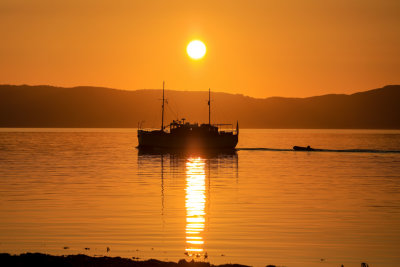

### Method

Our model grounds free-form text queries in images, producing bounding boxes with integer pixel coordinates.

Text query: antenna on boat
[208,88,211,125]
[161,81,165,131]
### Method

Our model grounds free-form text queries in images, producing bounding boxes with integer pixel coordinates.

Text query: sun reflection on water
[185,157,206,258]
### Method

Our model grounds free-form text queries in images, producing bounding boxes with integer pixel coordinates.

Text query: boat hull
[138,130,238,150]
[293,146,315,151]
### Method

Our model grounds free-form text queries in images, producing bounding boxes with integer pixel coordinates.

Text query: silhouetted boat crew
[137,82,239,150]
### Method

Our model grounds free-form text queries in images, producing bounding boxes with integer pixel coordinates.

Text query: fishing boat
[137,82,239,150]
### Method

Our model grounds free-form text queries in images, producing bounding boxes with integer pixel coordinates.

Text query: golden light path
[185,157,206,258]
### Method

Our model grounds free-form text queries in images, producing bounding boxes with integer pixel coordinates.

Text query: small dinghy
[293,145,315,151]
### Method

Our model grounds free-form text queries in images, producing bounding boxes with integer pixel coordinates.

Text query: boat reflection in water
[137,149,238,261]
[185,157,206,258]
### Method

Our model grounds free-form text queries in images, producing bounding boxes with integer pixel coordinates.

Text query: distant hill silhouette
[0,84,399,129]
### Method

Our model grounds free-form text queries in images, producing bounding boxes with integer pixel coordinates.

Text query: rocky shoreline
[0,253,253,267]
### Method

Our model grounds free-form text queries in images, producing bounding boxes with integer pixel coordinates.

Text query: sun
[187,40,206,60]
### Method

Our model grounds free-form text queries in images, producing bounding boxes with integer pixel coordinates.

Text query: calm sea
[0,129,399,267]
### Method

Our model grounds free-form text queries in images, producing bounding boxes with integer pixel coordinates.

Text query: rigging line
[166,100,179,120]
[215,101,233,130]
[212,101,224,126]
[208,93,222,124]
[148,111,158,129]
[170,99,180,120]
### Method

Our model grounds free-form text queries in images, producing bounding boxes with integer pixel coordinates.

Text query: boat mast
[161,81,165,131]
[208,88,211,125]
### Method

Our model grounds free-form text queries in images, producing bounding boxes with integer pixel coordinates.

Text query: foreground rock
[0,253,250,267]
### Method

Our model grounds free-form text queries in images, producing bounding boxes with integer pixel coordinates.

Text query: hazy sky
[1,0,399,98]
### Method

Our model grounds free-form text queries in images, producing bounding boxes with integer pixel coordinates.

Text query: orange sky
[0,0,399,98]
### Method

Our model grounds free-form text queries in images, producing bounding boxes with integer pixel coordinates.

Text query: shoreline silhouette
[0,253,250,267]
[0,84,399,129]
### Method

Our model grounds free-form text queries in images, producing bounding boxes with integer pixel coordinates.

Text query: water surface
[0,129,399,267]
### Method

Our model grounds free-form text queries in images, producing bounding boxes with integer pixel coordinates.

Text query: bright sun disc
[187,40,206,60]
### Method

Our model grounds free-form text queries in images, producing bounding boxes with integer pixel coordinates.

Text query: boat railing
[213,123,238,134]
[139,123,237,135]
[138,127,169,133]
[138,121,169,132]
